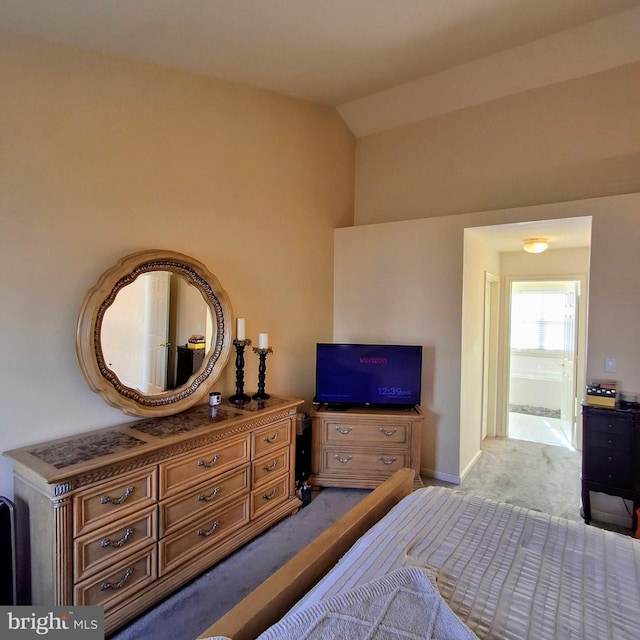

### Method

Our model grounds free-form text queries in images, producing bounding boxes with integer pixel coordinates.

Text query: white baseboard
[421,449,482,486]
[420,466,461,485]
[589,508,634,530]
[459,449,483,483]
[587,492,636,530]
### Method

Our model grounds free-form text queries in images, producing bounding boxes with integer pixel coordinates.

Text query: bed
[197,468,640,640]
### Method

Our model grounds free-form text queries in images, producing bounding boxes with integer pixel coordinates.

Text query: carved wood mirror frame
[76,249,233,417]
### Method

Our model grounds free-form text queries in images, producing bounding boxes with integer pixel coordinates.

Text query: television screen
[314,343,422,408]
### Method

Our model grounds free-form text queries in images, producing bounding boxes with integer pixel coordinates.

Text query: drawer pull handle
[100,486,133,505]
[197,520,219,537]
[378,456,397,466]
[197,487,219,502]
[100,527,134,549]
[335,454,352,464]
[263,432,279,443]
[263,460,278,472]
[262,488,278,501]
[335,426,352,435]
[100,567,134,591]
[197,454,219,469]
[379,428,398,437]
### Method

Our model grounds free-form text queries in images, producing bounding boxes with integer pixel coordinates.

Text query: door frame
[481,272,500,441]
[495,274,587,448]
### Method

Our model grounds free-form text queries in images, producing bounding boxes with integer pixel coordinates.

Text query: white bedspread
[256,566,478,640]
[294,486,640,640]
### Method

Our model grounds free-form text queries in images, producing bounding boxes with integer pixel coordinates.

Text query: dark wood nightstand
[176,345,205,387]
[581,403,640,530]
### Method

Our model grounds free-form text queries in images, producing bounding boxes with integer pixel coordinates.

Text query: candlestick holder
[252,346,273,401]
[228,339,252,404]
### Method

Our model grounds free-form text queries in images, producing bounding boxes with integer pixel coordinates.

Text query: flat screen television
[314,343,422,409]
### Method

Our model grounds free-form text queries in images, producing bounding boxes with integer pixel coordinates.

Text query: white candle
[258,333,269,349]
[236,317,245,341]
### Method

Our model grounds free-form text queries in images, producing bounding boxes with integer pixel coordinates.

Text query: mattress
[294,486,640,640]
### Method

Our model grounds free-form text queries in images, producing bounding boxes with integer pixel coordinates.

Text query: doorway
[143,270,171,394]
[506,279,581,450]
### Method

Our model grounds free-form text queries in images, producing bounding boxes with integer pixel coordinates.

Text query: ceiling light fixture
[523,238,548,254]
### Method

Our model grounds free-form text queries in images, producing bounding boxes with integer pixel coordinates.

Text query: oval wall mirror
[76,250,233,417]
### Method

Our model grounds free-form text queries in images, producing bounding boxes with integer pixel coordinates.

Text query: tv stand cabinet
[308,405,423,489]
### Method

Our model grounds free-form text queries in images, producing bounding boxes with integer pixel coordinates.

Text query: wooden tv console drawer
[4,396,302,636]
[308,405,424,489]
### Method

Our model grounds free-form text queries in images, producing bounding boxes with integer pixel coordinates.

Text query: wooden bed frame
[197,467,416,640]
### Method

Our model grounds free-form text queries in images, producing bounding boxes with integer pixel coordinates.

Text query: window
[510,290,565,352]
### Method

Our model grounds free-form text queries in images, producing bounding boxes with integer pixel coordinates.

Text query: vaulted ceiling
[0,0,637,108]
[2,1,635,249]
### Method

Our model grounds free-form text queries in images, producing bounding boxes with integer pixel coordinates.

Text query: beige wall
[354,62,640,225]
[334,194,640,482]
[346,54,639,500]
[501,248,591,277]
[459,230,501,479]
[0,32,355,499]
[334,215,464,479]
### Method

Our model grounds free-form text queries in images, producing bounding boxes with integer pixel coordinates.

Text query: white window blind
[510,291,565,351]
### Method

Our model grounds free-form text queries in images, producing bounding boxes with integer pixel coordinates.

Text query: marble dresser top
[4,395,302,484]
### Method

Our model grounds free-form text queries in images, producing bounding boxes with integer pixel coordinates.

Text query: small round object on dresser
[620,391,639,408]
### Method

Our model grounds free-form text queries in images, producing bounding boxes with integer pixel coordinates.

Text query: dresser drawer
[250,474,290,520]
[159,465,250,536]
[159,435,250,499]
[322,449,410,475]
[158,496,250,576]
[323,420,410,445]
[590,429,631,451]
[587,414,632,437]
[252,447,290,489]
[586,447,631,487]
[74,467,157,537]
[251,419,292,460]
[74,544,157,608]
[74,506,157,582]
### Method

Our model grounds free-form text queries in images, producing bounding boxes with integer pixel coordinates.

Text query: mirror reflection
[101,271,214,395]
[76,249,233,417]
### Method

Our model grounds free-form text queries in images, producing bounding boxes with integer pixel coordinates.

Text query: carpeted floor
[109,436,586,640]
[460,436,582,521]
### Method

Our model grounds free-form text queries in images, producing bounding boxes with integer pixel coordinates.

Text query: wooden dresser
[4,396,302,635]
[308,405,423,490]
[581,403,640,529]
